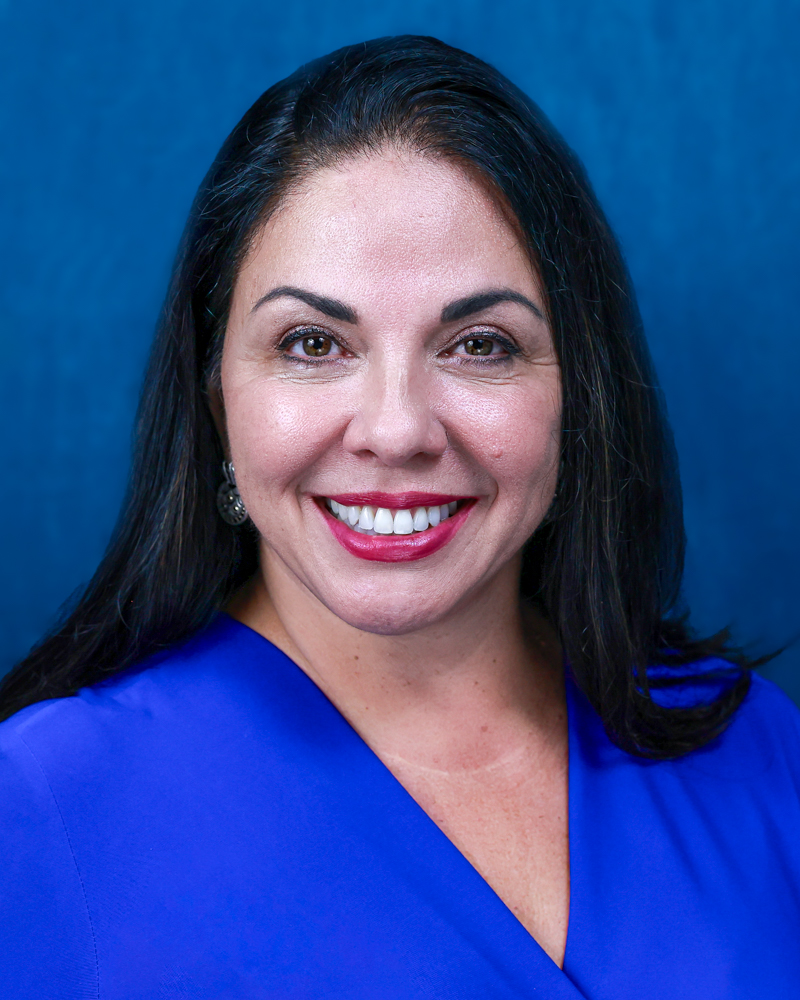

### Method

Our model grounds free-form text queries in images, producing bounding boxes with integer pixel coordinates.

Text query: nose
[342,357,447,467]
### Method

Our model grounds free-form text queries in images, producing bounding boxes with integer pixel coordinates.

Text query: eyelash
[450,332,521,361]
[277,327,346,360]
[276,327,521,363]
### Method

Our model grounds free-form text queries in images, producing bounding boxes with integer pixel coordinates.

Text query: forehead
[236,151,538,307]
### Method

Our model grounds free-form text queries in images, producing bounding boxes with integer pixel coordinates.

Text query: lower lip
[320,502,475,562]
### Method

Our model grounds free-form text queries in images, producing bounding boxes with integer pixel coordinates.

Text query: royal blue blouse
[1,613,799,998]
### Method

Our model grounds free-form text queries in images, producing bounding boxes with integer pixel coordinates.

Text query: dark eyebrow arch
[440,289,544,324]
[251,286,358,324]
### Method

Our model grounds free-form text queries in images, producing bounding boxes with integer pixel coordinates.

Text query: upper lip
[321,492,475,508]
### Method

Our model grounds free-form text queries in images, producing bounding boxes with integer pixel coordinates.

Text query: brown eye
[301,335,332,357]
[282,329,344,360]
[464,337,495,356]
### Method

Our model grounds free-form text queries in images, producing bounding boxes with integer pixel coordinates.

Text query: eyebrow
[251,285,543,326]
[440,289,544,323]
[251,286,358,324]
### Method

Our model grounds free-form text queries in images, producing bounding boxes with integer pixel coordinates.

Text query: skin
[216,149,570,965]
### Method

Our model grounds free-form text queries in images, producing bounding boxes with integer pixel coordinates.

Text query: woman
[1,36,798,998]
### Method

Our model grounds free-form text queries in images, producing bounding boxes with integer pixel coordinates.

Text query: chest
[386,746,570,965]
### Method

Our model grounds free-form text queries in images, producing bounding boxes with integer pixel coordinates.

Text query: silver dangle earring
[216,461,249,526]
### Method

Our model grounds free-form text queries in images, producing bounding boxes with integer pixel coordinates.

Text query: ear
[206,383,230,459]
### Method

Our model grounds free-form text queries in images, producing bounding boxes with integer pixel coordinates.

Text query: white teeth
[373,507,395,534]
[327,498,461,535]
[357,505,375,530]
[393,509,414,534]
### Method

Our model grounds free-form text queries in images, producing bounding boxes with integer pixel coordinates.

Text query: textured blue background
[1,0,798,701]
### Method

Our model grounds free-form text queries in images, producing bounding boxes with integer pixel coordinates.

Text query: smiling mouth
[324,498,466,536]
[317,493,475,562]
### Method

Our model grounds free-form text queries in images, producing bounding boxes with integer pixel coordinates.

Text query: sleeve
[0,727,99,999]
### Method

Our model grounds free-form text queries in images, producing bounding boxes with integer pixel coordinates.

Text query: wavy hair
[0,35,755,756]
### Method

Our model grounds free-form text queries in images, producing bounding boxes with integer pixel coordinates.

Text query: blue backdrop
[2,0,798,702]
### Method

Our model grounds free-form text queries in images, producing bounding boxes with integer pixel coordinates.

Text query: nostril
[341,395,447,464]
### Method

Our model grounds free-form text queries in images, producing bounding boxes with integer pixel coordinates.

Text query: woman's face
[221,151,561,635]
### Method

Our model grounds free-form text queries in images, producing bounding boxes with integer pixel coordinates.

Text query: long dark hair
[1,36,756,756]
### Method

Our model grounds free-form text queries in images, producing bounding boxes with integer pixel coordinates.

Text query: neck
[228,549,563,772]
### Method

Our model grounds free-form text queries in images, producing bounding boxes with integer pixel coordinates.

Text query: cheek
[443,378,561,496]
[224,379,346,491]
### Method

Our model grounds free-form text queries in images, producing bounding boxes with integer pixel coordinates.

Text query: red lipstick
[319,499,475,562]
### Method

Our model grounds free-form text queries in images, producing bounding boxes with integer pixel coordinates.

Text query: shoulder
[661,671,800,891]
[571,665,800,873]
[651,669,800,813]
[0,612,293,848]
[715,670,800,769]
[739,670,800,731]
[0,614,286,792]
[646,655,800,765]
[0,615,296,995]
[572,661,800,786]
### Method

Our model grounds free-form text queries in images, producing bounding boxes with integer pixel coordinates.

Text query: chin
[321,591,456,637]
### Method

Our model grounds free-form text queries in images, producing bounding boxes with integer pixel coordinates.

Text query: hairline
[205,138,548,391]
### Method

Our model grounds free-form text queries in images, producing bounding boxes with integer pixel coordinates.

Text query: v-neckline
[221,613,589,998]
